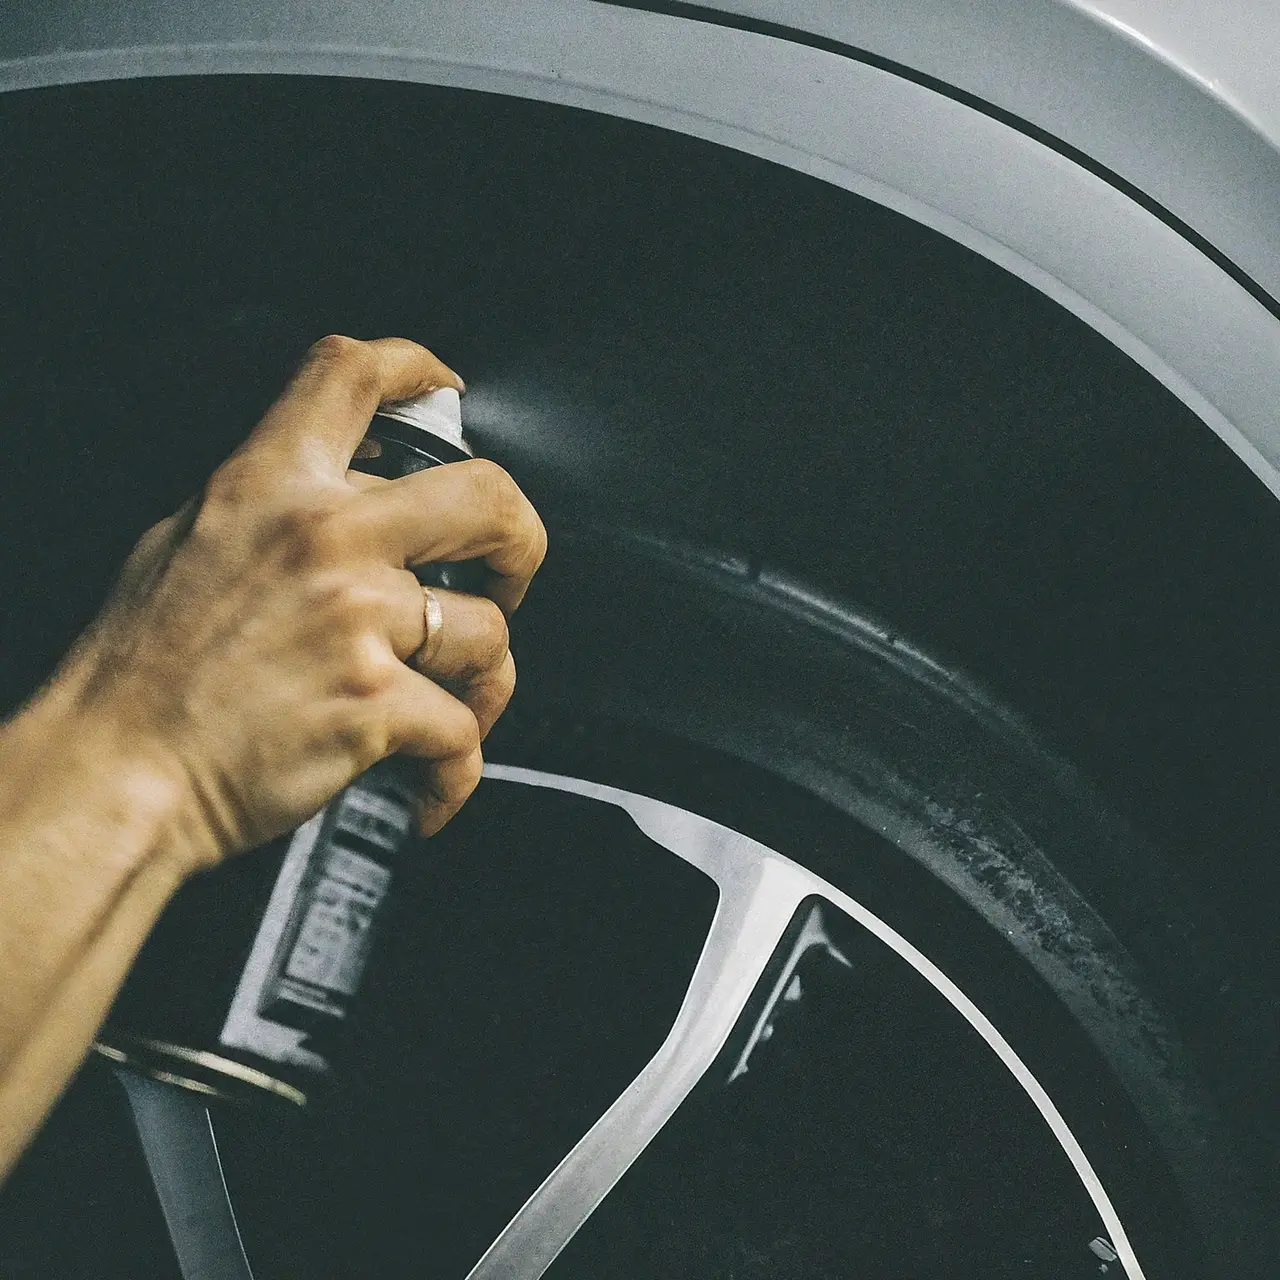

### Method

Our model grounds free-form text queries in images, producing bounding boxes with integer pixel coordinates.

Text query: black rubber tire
[483,525,1276,1280]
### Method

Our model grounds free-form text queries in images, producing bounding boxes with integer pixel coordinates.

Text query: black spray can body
[95,388,482,1108]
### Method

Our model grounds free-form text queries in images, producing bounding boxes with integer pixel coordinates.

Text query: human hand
[40,335,546,872]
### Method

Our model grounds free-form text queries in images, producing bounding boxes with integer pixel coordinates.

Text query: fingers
[408,588,508,679]
[466,649,517,741]
[414,747,485,838]
[408,589,516,738]
[352,458,548,615]
[242,335,464,474]
[381,665,484,837]
[380,576,515,739]
[346,483,526,737]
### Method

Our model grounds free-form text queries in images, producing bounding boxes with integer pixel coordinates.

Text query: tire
[0,73,1275,1280]
[473,526,1274,1279]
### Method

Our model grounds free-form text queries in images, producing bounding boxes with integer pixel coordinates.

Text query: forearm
[0,687,196,1179]
[0,335,541,1184]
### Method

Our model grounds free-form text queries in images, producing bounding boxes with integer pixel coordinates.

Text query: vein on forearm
[0,832,184,1180]
[0,712,188,1077]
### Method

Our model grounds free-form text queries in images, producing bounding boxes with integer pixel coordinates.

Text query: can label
[275,846,392,1012]
[218,770,415,1071]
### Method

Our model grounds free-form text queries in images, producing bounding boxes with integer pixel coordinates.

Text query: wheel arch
[4,0,1280,501]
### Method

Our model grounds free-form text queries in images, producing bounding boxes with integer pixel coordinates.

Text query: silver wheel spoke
[469,767,812,1280]
[115,1068,256,1280]
[477,764,1150,1280]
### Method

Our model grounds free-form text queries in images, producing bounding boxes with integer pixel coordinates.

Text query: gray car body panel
[3,0,1280,498]
[708,0,1280,301]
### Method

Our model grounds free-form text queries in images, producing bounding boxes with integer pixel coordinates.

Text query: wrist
[0,686,209,887]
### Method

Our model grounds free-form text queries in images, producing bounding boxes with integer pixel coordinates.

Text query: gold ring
[418,584,444,664]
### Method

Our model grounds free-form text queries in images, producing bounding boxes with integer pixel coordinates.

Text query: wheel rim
[205,735,1202,1279]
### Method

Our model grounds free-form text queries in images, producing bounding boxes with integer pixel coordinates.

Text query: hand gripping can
[94,387,482,1109]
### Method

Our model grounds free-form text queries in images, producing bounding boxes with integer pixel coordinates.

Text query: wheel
[0,73,1275,1280]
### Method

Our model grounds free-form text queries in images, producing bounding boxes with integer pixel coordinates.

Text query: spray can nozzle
[376,386,471,456]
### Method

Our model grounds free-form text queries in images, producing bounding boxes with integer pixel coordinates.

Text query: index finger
[242,335,464,473]
[352,458,548,615]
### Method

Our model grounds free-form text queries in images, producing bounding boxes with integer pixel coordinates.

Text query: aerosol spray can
[94,387,482,1110]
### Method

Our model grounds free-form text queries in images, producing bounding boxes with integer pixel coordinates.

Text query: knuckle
[192,461,257,536]
[345,711,391,772]
[306,333,380,404]
[341,634,397,699]
[529,513,549,572]
[463,459,546,573]
[279,502,350,565]
[459,746,484,797]
[480,652,517,727]
[473,600,511,671]
[439,740,484,808]
[426,743,483,823]
[466,458,520,529]
[450,706,484,761]
[134,513,174,553]
[188,496,233,549]
[202,460,252,507]
[306,332,363,366]
[312,571,381,630]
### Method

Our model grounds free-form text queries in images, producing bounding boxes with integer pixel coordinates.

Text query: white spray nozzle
[376,385,470,456]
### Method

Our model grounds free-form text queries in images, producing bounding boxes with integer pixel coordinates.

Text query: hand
[41,335,546,870]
